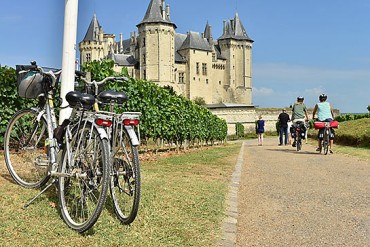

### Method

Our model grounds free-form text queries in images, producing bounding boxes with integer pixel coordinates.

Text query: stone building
[79,0,254,106]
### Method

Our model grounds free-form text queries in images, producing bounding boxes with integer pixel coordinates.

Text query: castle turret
[218,12,254,105]
[79,14,105,64]
[136,0,176,84]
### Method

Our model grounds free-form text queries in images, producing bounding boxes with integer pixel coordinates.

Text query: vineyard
[0,61,227,150]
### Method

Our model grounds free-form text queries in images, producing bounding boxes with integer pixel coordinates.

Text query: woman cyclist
[312,94,335,153]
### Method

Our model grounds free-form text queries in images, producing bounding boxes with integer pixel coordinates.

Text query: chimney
[162,0,166,20]
[119,33,123,53]
[230,19,234,32]
[166,4,170,19]
[223,20,226,35]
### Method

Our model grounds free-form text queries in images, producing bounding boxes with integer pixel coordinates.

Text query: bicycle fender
[95,125,109,140]
[125,126,140,146]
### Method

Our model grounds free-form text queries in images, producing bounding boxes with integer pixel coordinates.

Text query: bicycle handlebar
[80,76,129,86]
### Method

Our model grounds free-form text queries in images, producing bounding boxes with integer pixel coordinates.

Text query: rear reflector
[123,119,139,126]
[95,119,112,127]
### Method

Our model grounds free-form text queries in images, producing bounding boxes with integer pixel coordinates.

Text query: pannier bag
[16,65,44,98]
[314,120,339,129]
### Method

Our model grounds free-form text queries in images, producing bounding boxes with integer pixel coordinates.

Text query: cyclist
[291,96,309,147]
[312,94,335,153]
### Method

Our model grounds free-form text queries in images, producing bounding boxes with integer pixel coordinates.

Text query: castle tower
[79,14,105,64]
[136,0,176,84]
[218,12,253,104]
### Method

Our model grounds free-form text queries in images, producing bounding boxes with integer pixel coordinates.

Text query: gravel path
[235,137,369,246]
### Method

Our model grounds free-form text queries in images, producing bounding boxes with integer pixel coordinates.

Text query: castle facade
[79,0,254,105]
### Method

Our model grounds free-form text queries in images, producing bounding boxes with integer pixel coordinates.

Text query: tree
[367,105,370,115]
[193,97,206,106]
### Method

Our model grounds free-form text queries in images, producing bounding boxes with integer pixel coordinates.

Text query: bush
[235,122,244,138]
[0,66,36,144]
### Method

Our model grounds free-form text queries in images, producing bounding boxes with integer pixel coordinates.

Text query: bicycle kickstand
[23,179,56,209]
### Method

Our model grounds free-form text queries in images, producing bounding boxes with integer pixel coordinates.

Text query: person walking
[287,120,293,144]
[256,115,265,146]
[278,109,290,145]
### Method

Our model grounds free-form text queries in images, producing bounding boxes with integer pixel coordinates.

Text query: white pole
[59,0,79,124]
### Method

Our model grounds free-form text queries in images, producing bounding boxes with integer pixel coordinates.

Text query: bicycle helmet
[297,96,304,102]
[319,94,327,102]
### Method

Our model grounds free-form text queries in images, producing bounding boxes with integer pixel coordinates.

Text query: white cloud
[253,87,274,96]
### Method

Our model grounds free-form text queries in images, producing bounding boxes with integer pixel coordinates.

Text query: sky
[1,0,369,113]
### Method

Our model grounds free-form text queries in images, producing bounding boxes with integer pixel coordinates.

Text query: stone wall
[208,106,281,135]
[209,106,340,136]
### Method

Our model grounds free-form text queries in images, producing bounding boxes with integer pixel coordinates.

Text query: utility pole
[59,0,79,124]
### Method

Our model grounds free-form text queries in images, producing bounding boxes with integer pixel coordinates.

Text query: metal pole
[60,0,79,124]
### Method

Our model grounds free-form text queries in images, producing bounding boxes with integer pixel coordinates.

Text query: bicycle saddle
[66,91,95,109]
[98,90,128,104]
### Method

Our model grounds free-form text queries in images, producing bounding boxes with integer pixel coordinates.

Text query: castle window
[202,63,207,75]
[196,63,199,75]
[143,70,146,80]
[142,38,146,47]
[206,79,208,84]
[86,53,91,62]
[219,81,221,85]
[179,72,184,83]
[143,54,146,64]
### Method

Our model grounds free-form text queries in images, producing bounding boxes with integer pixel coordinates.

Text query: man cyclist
[291,96,309,147]
[312,94,335,153]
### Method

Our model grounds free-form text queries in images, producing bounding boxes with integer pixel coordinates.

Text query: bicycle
[77,75,141,224]
[4,62,110,232]
[291,121,306,151]
[314,120,338,155]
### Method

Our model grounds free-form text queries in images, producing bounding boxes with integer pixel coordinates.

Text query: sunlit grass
[0,143,241,246]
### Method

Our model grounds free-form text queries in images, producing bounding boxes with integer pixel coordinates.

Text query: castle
[79,0,254,106]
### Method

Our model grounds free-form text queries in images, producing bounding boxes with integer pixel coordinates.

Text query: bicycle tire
[4,108,50,189]
[110,125,141,224]
[323,129,329,155]
[297,139,301,151]
[58,122,110,233]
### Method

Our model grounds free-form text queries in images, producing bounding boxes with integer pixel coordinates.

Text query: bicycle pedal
[35,156,49,166]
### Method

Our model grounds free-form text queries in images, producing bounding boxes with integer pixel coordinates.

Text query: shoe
[278,144,283,146]
[292,142,296,147]
[329,150,333,154]
[316,148,321,151]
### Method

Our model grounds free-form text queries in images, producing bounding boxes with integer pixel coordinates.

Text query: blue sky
[1,0,369,113]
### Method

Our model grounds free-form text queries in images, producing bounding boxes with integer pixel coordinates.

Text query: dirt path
[236,137,369,246]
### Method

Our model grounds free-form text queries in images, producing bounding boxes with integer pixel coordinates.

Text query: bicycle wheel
[323,129,329,155]
[110,125,141,224]
[4,108,50,189]
[58,122,110,233]
[297,136,301,151]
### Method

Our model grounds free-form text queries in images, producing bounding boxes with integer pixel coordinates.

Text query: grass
[0,143,241,246]
[307,118,370,162]
[334,118,370,147]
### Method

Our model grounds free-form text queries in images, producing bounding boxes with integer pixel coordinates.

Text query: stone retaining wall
[209,106,340,136]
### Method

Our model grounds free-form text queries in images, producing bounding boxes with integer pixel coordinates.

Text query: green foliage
[81,59,115,81]
[193,96,206,106]
[82,60,227,146]
[335,113,370,122]
[0,66,36,143]
[235,122,244,138]
[367,105,370,113]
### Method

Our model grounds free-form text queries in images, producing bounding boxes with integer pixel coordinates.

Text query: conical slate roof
[219,12,253,42]
[137,0,176,28]
[83,14,101,41]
